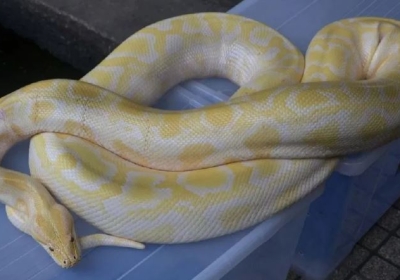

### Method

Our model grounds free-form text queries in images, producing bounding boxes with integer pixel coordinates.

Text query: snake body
[1,13,400,267]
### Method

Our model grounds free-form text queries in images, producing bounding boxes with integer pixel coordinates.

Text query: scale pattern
[1,14,400,245]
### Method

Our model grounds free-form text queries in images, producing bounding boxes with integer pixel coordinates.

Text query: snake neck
[0,85,62,211]
[0,167,54,214]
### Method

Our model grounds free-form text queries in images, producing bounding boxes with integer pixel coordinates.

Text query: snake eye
[70,237,74,243]
[49,247,54,252]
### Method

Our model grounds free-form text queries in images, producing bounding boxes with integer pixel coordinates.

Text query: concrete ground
[1,1,400,279]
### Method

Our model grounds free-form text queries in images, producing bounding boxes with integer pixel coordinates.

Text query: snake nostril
[73,256,76,260]
[63,261,67,265]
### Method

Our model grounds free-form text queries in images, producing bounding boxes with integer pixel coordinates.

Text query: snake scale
[1,13,400,268]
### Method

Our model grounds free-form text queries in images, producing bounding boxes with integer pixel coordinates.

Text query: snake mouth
[57,254,81,269]
[36,241,81,268]
[60,259,80,269]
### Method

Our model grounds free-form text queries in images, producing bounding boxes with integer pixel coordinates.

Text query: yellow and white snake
[1,13,400,268]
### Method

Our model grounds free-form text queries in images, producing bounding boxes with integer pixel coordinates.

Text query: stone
[360,256,400,280]
[343,245,370,271]
[329,266,351,280]
[349,274,366,280]
[361,226,389,250]
[377,208,400,231]
[378,236,400,266]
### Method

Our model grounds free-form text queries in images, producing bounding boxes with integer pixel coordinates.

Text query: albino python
[1,13,400,268]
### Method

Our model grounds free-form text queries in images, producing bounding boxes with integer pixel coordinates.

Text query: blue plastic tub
[173,0,400,279]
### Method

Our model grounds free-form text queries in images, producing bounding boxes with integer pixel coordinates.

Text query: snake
[1,13,400,269]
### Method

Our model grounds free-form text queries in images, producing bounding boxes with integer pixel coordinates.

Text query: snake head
[32,203,81,268]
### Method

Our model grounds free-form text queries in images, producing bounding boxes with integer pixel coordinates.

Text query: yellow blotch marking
[22,80,57,94]
[181,168,229,189]
[10,124,24,137]
[178,143,216,165]
[122,36,156,57]
[55,153,78,170]
[182,17,204,33]
[223,18,241,35]
[35,215,54,234]
[359,114,389,139]
[119,31,169,65]
[3,176,29,191]
[30,101,56,123]
[206,16,225,35]
[303,122,340,145]
[252,160,281,178]
[113,139,148,166]
[244,125,281,150]
[64,138,125,198]
[267,88,296,116]
[14,198,28,214]
[268,35,288,51]
[66,144,111,184]
[204,107,234,127]
[272,184,300,210]
[157,114,185,138]
[0,132,16,144]
[84,69,122,90]
[249,26,273,46]
[220,205,253,231]
[122,174,163,202]
[151,173,199,200]
[66,81,104,100]
[64,120,94,139]
[115,100,144,118]
[32,135,123,205]
[323,26,353,42]
[134,224,176,242]
[30,134,47,153]
[54,134,71,140]
[303,64,335,80]
[294,90,330,108]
